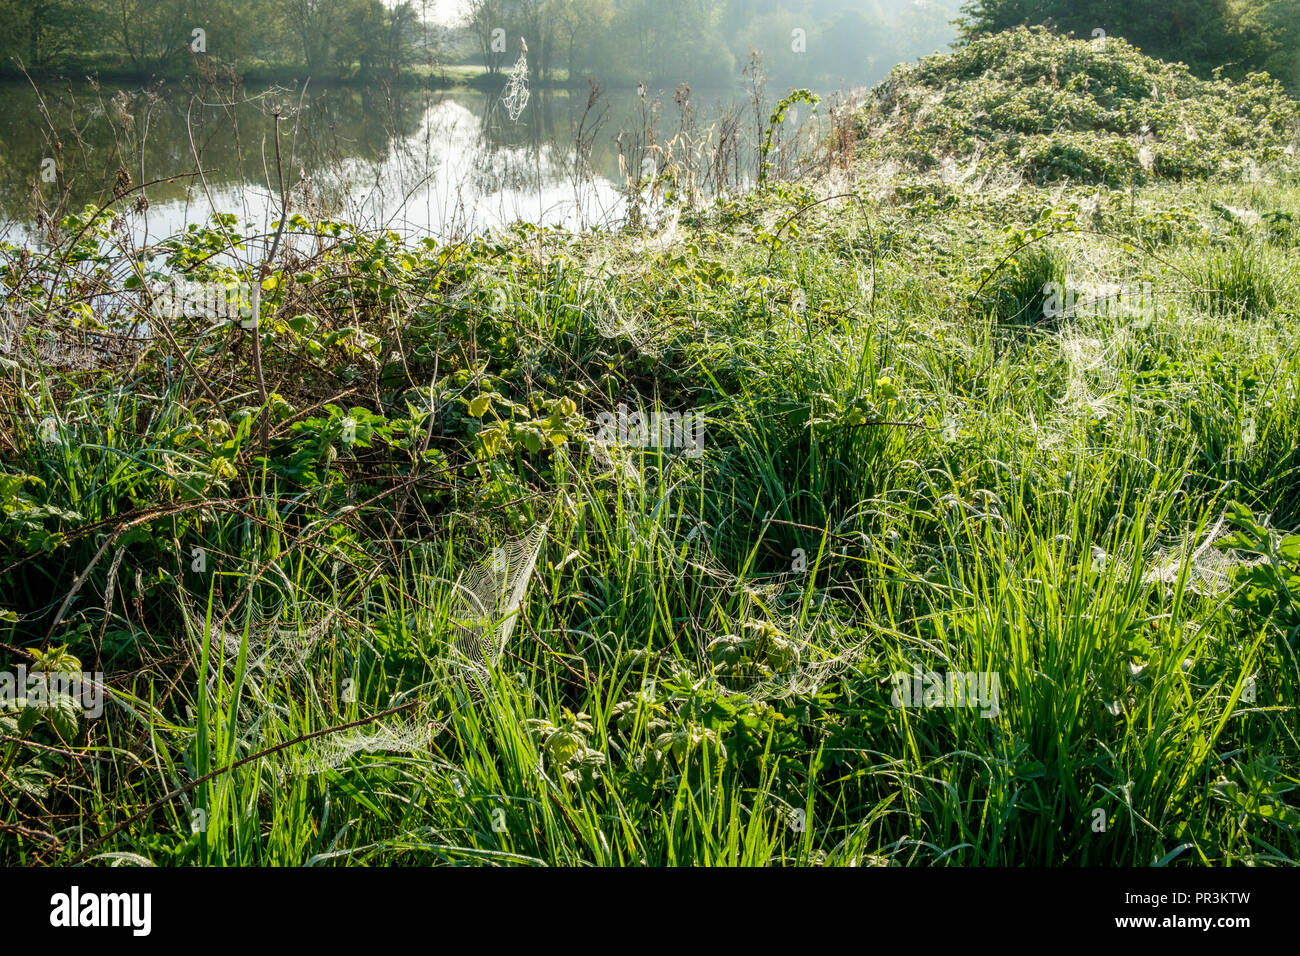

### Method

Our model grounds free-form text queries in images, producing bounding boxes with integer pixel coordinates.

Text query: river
[0,77,840,243]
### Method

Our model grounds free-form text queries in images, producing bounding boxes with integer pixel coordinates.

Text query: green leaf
[519,430,542,455]
[1152,843,1194,867]
[46,692,80,740]
[8,762,53,798]
[17,701,40,735]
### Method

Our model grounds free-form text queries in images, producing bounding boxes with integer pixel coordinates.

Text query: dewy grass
[2,30,1299,867]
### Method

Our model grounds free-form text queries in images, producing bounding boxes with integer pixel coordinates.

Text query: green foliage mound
[859,27,1300,186]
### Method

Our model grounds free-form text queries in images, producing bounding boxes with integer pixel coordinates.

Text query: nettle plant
[1217,502,1300,651]
[527,709,606,790]
[0,473,81,557]
[0,643,89,798]
[465,391,580,459]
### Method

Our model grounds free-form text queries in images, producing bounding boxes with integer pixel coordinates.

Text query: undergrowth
[1,30,1298,867]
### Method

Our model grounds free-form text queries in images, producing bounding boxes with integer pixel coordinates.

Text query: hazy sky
[411,0,469,26]
[416,0,946,28]
[407,1,955,34]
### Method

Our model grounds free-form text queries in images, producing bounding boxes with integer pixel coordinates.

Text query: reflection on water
[0,79,817,242]
[313,98,624,235]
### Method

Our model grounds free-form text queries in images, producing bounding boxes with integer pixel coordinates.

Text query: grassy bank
[1,30,1298,866]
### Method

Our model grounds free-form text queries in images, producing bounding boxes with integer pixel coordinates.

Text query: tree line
[0,0,963,88]
[0,0,424,79]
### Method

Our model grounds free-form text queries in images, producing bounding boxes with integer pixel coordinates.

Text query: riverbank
[0,62,568,91]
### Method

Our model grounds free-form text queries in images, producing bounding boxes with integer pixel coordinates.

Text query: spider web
[502,50,530,122]
[289,718,431,776]
[590,295,666,357]
[449,522,549,672]
[178,596,330,680]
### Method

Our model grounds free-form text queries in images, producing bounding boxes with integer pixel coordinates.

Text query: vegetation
[861,27,1300,186]
[958,0,1300,90]
[2,28,1299,866]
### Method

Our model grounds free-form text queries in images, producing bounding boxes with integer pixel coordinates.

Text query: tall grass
[2,152,1299,866]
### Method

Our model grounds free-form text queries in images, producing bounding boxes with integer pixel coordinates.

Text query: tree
[466,0,508,75]
[283,0,340,74]
[510,0,554,83]
[345,0,418,79]
[547,0,613,84]
[14,0,84,69]
[1229,0,1300,89]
